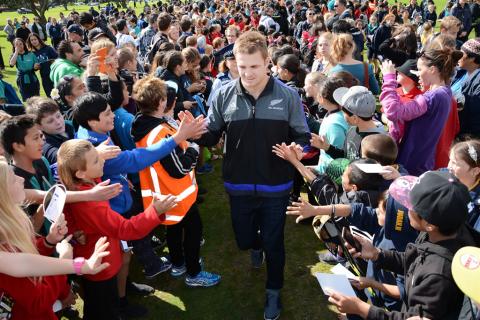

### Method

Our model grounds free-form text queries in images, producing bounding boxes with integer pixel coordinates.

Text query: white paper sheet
[315,273,357,297]
[354,163,390,174]
[43,185,67,223]
[330,264,357,280]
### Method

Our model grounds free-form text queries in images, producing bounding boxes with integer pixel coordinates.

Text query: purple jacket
[380,73,452,175]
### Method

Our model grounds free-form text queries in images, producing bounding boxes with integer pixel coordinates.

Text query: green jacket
[50,58,84,87]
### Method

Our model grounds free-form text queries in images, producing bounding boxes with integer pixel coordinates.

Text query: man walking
[196,31,310,320]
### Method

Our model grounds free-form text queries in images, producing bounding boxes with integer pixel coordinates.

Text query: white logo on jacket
[269,99,284,110]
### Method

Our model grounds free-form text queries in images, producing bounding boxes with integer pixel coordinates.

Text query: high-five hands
[152,194,178,215]
[272,142,303,163]
[176,110,208,142]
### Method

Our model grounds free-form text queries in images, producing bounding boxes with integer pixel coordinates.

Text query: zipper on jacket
[252,103,257,195]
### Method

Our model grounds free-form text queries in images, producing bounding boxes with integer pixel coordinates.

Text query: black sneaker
[144,256,172,279]
[126,281,154,296]
[264,289,281,320]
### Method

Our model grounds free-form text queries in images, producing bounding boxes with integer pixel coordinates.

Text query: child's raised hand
[96,138,121,160]
[89,179,123,201]
[290,142,303,160]
[86,53,100,76]
[175,113,208,142]
[381,59,396,75]
[83,236,111,275]
[272,142,298,163]
[310,133,330,150]
[286,198,318,223]
[152,194,178,215]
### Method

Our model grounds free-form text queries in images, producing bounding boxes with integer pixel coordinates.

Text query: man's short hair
[157,12,172,31]
[148,13,158,25]
[57,40,75,59]
[233,31,268,60]
[186,35,198,47]
[79,11,94,26]
[0,115,37,156]
[179,19,192,33]
[133,76,168,115]
[115,19,128,32]
[117,47,135,69]
[225,25,240,37]
[25,97,60,125]
[72,92,108,131]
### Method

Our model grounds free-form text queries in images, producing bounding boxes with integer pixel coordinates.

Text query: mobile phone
[120,240,133,253]
[96,47,108,74]
[342,227,362,252]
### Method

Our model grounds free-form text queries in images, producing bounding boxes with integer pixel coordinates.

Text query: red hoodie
[435,98,460,169]
[63,182,162,281]
[0,238,70,320]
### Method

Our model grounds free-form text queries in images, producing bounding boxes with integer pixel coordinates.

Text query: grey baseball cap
[333,86,376,118]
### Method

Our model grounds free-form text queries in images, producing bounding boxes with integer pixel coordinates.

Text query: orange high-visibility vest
[136,123,198,225]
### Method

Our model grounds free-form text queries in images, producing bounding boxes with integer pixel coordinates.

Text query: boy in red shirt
[58,139,178,319]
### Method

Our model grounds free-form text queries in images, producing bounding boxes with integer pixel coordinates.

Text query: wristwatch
[73,257,86,275]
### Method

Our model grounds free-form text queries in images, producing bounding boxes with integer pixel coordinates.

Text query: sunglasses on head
[61,75,75,82]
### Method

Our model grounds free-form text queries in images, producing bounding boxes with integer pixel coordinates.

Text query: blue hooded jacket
[76,126,177,214]
[348,196,418,311]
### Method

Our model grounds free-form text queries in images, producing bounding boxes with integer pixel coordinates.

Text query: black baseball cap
[410,171,469,230]
[396,59,419,84]
[68,24,84,36]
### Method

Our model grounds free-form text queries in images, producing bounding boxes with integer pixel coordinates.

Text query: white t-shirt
[116,33,135,48]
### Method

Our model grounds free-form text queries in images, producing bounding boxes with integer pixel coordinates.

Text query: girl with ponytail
[380,47,464,175]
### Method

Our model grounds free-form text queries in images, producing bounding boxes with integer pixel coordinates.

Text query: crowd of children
[0,0,480,319]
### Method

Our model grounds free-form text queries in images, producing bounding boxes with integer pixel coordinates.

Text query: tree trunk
[26,0,48,24]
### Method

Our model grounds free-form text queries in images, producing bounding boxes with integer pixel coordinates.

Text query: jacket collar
[76,126,110,146]
[234,76,275,99]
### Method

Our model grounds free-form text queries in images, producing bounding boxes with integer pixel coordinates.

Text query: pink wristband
[73,257,85,275]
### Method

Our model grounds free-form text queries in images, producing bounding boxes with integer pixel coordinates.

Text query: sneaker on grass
[170,264,187,277]
[264,289,281,320]
[185,271,221,287]
[144,256,172,279]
